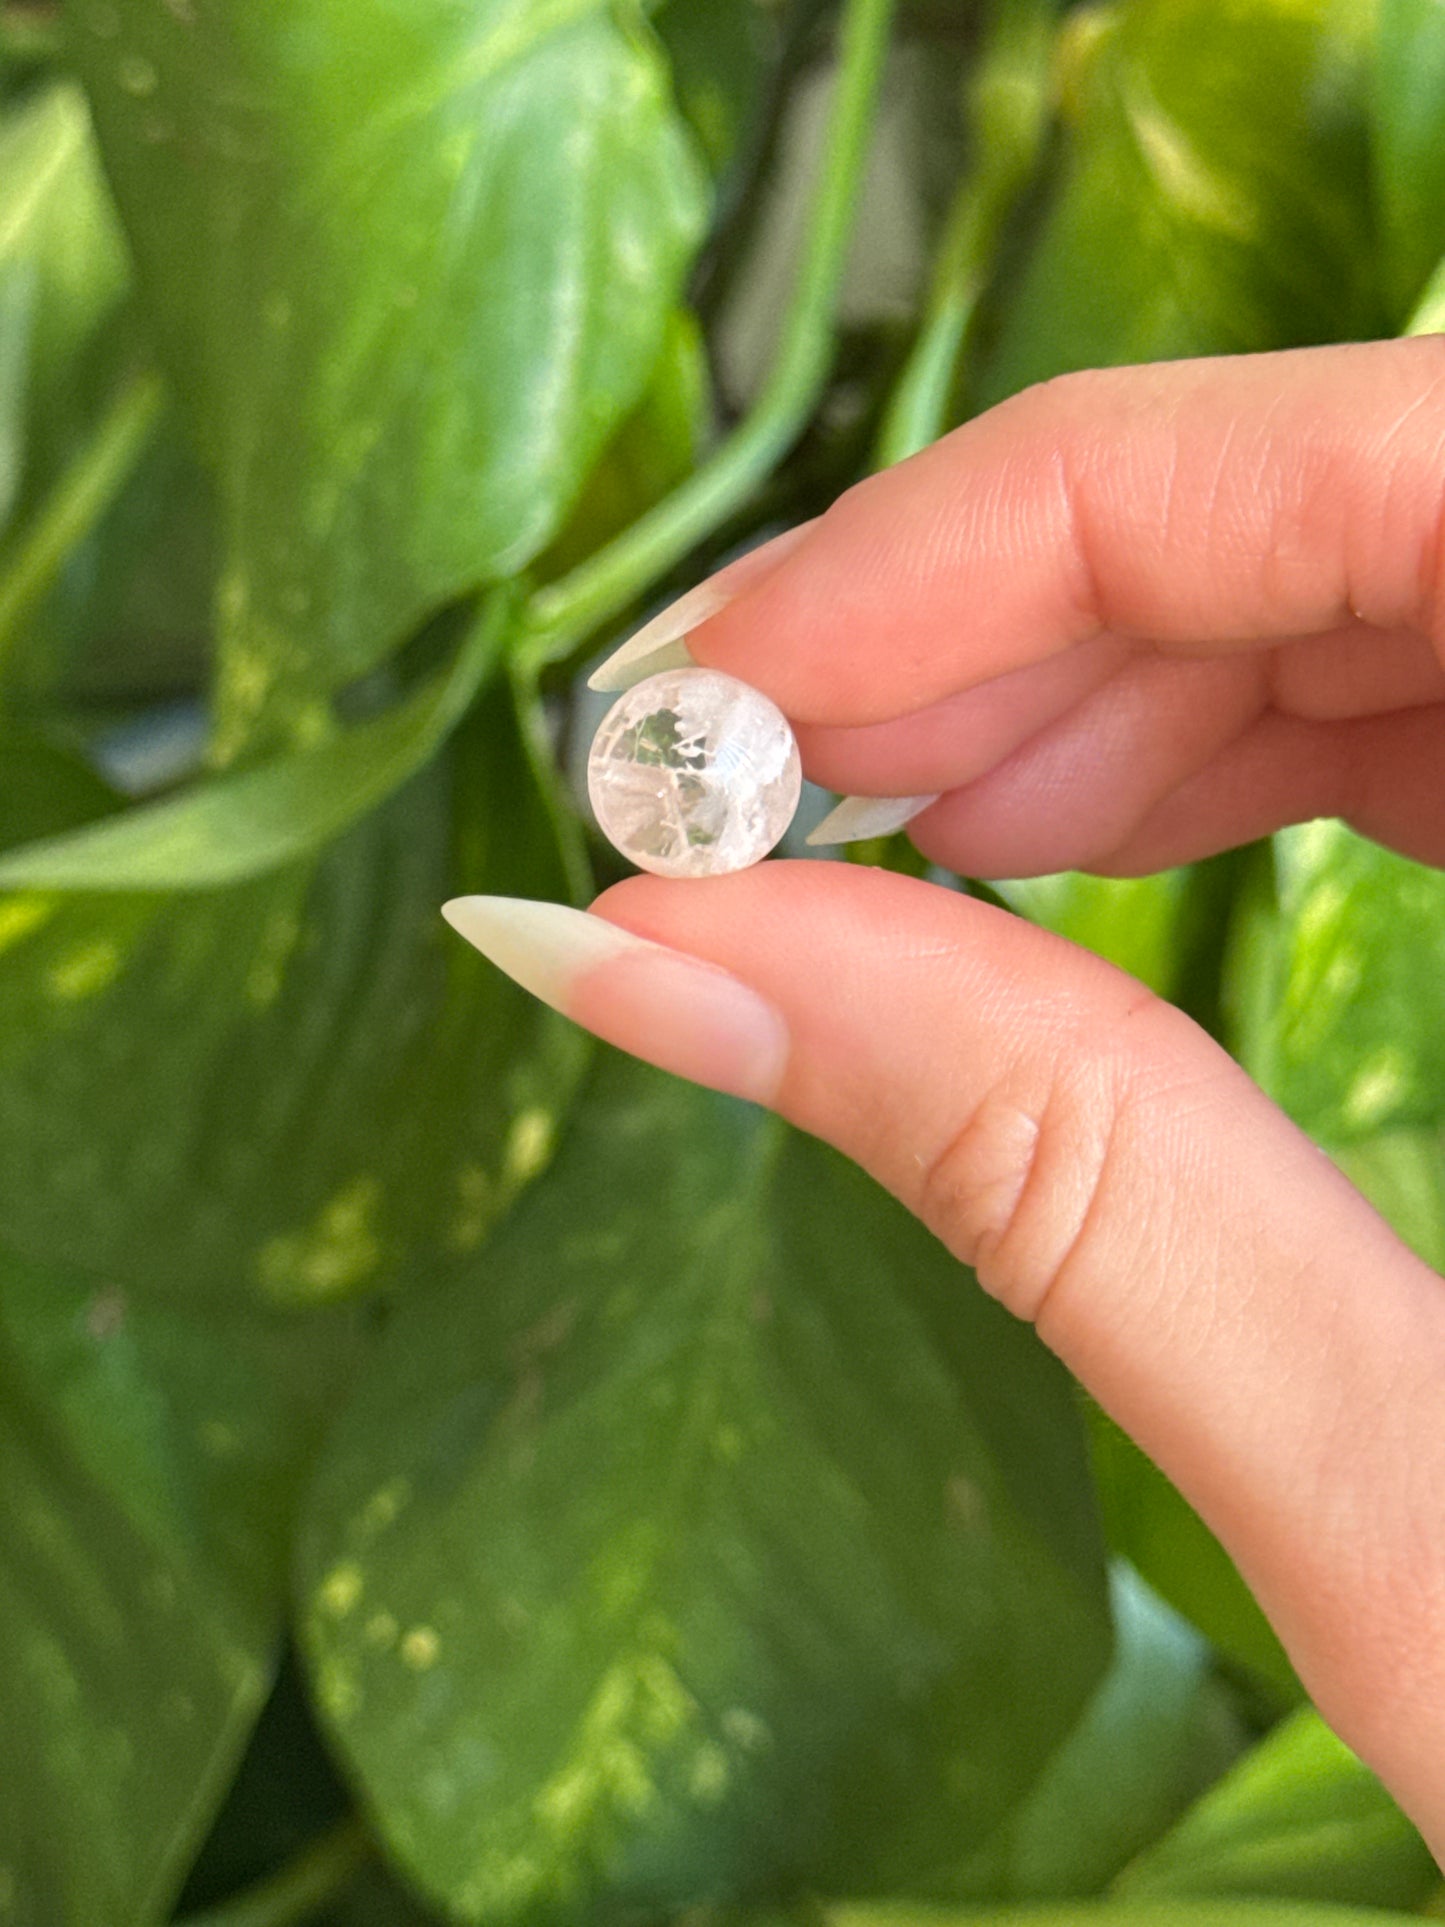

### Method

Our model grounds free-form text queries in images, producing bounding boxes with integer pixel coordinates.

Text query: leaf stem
[0,369,164,683]
[873,0,1056,468]
[519,0,897,668]
[172,1820,370,1927]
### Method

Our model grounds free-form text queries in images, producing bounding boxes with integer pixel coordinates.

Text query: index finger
[687,337,1445,727]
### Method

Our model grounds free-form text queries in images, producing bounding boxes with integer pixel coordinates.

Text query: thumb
[442,864,1445,1859]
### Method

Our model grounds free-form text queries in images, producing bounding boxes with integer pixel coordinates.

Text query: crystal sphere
[588,667,802,879]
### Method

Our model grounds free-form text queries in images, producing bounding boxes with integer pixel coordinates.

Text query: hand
[446,336,1445,1859]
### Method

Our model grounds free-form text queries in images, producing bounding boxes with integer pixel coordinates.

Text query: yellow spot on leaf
[364,1477,409,1534]
[449,1162,494,1252]
[504,1106,554,1188]
[0,897,52,954]
[689,1742,729,1804]
[1124,81,1256,240]
[46,938,122,1001]
[245,908,303,1007]
[946,1472,987,1532]
[198,1418,241,1458]
[721,1706,771,1753]
[85,1289,125,1340]
[316,1658,359,1721]
[1342,1046,1413,1133]
[401,1626,440,1670]
[256,1177,383,1303]
[318,1564,363,1617]
[533,1650,696,1837]
[117,52,157,95]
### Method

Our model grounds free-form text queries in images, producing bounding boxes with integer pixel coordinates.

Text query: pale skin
[451,336,1445,1857]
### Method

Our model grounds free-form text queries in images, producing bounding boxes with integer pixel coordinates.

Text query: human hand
[445,336,1445,1860]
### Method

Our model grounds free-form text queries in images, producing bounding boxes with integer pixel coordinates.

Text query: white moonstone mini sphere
[588,667,802,879]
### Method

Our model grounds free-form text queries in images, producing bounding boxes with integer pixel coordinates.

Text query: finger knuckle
[916,988,1183,1331]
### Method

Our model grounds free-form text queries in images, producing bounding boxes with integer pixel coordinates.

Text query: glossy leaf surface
[67,0,708,742]
[1114,1706,1439,1906]
[1373,0,1445,320]
[299,1054,1109,1924]
[0,683,582,1310]
[0,80,127,533]
[1232,819,1445,1148]
[0,1251,359,1924]
[940,1567,1243,1901]
[977,0,1381,404]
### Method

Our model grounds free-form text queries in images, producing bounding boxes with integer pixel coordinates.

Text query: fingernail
[805,794,940,847]
[441,896,789,1106]
[587,523,812,693]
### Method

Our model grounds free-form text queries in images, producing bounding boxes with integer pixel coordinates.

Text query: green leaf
[939,1567,1244,1902]
[1088,1411,1299,1703]
[1226,821,1445,1381]
[1230,820,1445,1148]
[0,678,584,1308]
[0,79,129,534]
[298,1054,1110,1926]
[1373,0,1445,323]
[0,1245,363,1924]
[173,1656,353,1915]
[992,871,1198,1001]
[66,0,709,744]
[976,0,1382,405]
[823,1901,1433,1927]
[1329,1127,1445,1274]
[654,0,784,183]
[0,591,507,893]
[9,392,219,707]
[0,83,204,706]
[0,720,120,850]
[1112,1706,1439,1908]
[0,675,587,1913]
[537,310,710,585]
[0,366,162,678]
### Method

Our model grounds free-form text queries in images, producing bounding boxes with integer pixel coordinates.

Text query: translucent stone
[588,668,802,879]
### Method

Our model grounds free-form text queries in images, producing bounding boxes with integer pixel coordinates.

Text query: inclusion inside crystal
[587,668,802,879]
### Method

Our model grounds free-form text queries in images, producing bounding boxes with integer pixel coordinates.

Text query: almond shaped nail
[587,524,812,694]
[586,597,718,692]
[441,895,788,1105]
[805,794,940,847]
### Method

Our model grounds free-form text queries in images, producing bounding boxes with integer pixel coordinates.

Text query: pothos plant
[0,0,1443,1922]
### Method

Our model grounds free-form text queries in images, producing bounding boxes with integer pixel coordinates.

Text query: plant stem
[0,369,164,682]
[519,0,897,670]
[873,0,1056,468]
[173,1820,370,1927]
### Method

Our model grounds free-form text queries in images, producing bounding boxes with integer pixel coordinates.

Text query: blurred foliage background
[1,0,1444,1921]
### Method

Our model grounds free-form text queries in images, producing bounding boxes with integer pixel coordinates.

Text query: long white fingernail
[441,896,788,1105]
[805,794,939,847]
[587,524,813,694]
[585,585,720,692]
